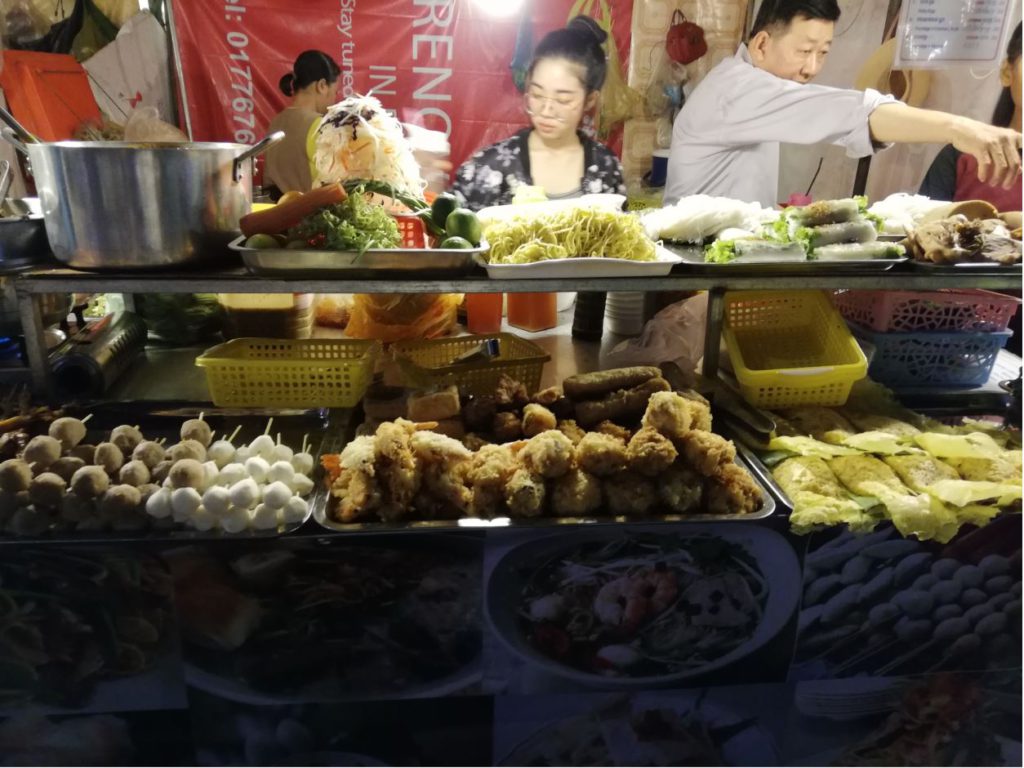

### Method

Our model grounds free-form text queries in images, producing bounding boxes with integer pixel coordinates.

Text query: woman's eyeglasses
[524,89,584,122]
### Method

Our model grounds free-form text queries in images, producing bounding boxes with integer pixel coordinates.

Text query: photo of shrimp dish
[517,533,767,678]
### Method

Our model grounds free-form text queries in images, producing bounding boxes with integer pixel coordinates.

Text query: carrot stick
[240,183,348,238]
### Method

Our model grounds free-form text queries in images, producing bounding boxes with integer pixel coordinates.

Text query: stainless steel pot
[1,126,282,270]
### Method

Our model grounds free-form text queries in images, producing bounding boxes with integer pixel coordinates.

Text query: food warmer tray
[230,236,487,276]
[310,435,777,534]
[664,243,908,272]
[0,403,336,544]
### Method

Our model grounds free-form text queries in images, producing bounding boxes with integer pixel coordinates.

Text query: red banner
[169,0,632,169]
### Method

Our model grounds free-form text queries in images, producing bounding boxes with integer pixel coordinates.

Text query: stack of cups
[606,292,646,336]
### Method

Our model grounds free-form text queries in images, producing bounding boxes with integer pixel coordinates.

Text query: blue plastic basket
[851,324,1011,388]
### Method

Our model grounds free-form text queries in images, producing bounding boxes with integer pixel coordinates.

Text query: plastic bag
[604,292,708,370]
[568,0,645,139]
[314,294,353,329]
[345,293,461,343]
[122,106,187,142]
[71,0,117,61]
[1,0,49,48]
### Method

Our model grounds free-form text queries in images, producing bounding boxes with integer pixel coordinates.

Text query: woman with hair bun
[264,50,341,199]
[450,16,626,210]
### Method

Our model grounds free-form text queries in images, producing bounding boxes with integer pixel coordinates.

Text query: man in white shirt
[665,0,1023,207]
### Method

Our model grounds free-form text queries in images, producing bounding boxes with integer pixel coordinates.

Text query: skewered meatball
[69,444,97,463]
[0,459,32,492]
[98,484,142,517]
[28,472,65,509]
[119,460,151,487]
[132,440,165,470]
[23,436,62,471]
[110,425,144,454]
[94,443,125,475]
[49,417,88,451]
[50,456,86,484]
[151,460,173,485]
[168,439,206,463]
[180,418,213,448]
[168,459,204,489]
[70,465,110,498]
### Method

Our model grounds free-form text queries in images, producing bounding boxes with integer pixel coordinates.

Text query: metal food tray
[310,437,776,534]
[664,243,908,272]
[230,235,486,276]
[909,259,1022,272]
[0,404,335,544]
[735,441,792,512]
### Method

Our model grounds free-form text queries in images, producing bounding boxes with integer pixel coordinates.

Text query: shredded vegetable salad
[286,191,400,252]
[517,534,767,678]
[314,94,425,195]
[483,208,656,264]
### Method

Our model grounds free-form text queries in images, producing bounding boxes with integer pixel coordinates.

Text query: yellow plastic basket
[723,290,867,408]
[196,338,380,408]
[392,333,550,395]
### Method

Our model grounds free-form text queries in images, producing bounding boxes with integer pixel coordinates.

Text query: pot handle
[233,131,285,182]
[0,105,38,147]
[0,128,30,156]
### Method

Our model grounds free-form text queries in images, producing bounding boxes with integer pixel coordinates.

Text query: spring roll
[787,198,863,227]
[801,219,878,249]
[705,238,807,263]
[813,242,906,261]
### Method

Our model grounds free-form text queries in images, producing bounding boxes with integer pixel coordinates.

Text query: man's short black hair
[750,0,841,36]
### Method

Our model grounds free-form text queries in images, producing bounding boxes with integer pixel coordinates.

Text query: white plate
[476,244,681,279]
[485,523,801,690]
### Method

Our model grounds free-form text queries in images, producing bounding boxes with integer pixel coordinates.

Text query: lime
[245,234,281,249]
[430,192,459,229]
[445,208,482,246]
[439,236,473,249]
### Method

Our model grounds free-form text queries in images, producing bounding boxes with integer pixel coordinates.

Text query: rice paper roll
[801,219,878,250]
[787,198,863,227]
[813,241,906,261]
[705,238,807,263]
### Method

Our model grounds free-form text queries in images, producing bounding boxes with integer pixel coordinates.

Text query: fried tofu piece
[550,468,602,517]
[575,432,628,477]
[522,404,557,438]
[505,468,546,518]
[604,471,657,516]
[679,430,736,476]
[492,412,523,442]
[641,391,692,439]
[705,464,762,516]
[659,465,703,514]
[627,427,678,477]
[519,430,575,479]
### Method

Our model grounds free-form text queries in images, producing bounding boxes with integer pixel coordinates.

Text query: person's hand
[951,117,1023,189]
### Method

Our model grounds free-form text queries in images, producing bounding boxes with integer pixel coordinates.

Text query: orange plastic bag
[345,293,461,343]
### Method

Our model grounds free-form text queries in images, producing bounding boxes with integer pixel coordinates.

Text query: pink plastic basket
[833,289,1021,333]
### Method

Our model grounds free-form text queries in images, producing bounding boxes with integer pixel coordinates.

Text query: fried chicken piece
[522,403,557,438]
[641,391,692,439]
[467,443,519,517]
[338,435,376,474]
[409,430,472,465]
[505,468,546,518]
[595,421,632,443]
[660,465,703,514]
[495,375,529,411]
[556,420,587,446]
[532,385,563,406]
[604,470,657,516]
[627,427,679,477]
[576,432,628,477]
[374,420,421,521]
[492,412,523,442]
[551,468,602,517]
[705,463,762,516]
[680,430,736,477]
[463,433,492,452]
[462,395,497,433]
[520,430,575,479]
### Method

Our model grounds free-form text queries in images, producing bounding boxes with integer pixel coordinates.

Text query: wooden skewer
[264,417,274,436]
[301,433,309,454]
[228,425,243,444]
[81,414,93,424]
[199,411,205,422]
[277,432,282,446]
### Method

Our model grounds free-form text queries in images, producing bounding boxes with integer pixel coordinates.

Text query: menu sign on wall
[894,0,1015,68]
